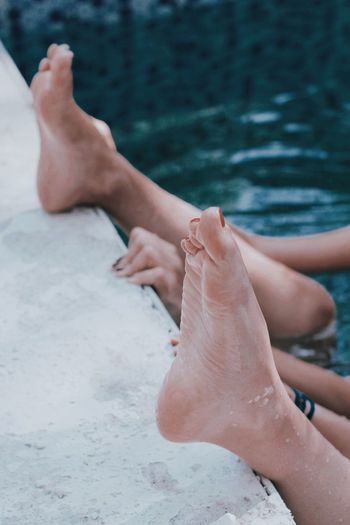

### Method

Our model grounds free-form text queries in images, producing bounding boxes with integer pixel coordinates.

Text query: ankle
[93,153,131,209]
[256,404,321,483]
[220,394,311,481]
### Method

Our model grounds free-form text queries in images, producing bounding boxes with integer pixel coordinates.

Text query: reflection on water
[116,87,350,369]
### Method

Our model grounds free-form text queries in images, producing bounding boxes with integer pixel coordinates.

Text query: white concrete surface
[0,41,39,223]
[0,43,295,524]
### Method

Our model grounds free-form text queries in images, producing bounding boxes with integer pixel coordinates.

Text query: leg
[230,223,350,271]
[285,385,350,459]
[156,208,350,525]
[273,348,350,417]
[32,45,335,340]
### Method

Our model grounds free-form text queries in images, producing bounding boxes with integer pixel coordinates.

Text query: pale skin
[32,44,350,523]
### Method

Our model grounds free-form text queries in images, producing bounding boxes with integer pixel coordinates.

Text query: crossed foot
[31,43,119,213]
[157,208,296,478]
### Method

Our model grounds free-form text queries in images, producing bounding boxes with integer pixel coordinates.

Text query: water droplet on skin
[263,386,274,397]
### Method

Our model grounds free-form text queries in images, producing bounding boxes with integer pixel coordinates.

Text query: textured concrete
[0,43,295,524]
[0,41,39,223]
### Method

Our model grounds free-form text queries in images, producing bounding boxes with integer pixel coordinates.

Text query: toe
[47,43,58,59]
[188,218,203,250]
[52,47,74,82]
[181,237,200,256]
[184,251,204,278]
[39,58,50,72]
[189,217,200,235]
[197,207,236,263]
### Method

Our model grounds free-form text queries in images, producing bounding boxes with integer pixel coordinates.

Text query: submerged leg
[273,347,350,417]
[156,208,350,525]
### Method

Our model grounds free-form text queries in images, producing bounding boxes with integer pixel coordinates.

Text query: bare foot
[31,43,120,212]
[157,208,296,476]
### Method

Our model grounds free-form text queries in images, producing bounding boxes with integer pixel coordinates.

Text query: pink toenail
[218,208,225,227]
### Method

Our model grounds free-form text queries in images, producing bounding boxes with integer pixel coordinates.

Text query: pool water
[2,1,350,368]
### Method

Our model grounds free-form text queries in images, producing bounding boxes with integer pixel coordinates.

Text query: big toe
[51,45,74,84]
[197,207,236,263]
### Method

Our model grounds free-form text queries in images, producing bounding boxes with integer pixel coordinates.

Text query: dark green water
[2,0,350,366]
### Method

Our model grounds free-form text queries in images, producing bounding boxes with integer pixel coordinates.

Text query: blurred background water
[1,0,349,367]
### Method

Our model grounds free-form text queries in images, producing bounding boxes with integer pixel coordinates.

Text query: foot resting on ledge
[31,43,119,213]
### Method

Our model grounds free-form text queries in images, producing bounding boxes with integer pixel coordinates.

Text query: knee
[272,269,336,339]
[297,279,336,335]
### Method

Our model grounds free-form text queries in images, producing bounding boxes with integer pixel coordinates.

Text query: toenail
[190,217,200,224]
[112,257,124,270]
[218,207,225,227]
